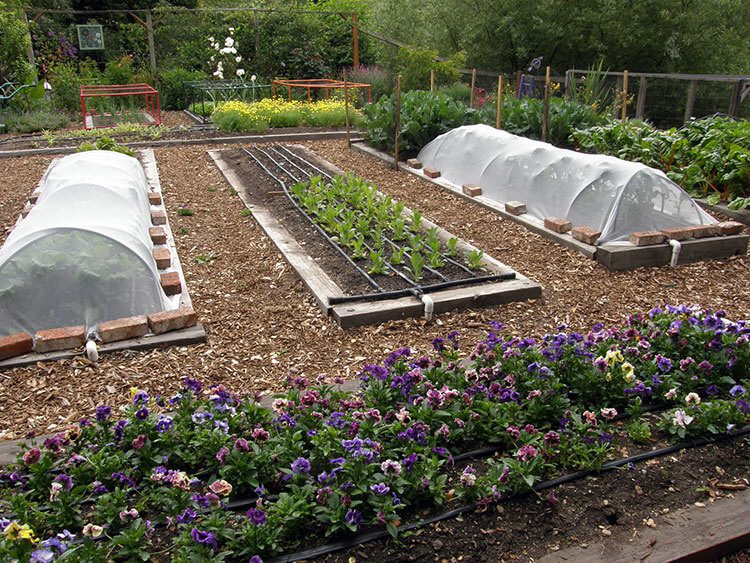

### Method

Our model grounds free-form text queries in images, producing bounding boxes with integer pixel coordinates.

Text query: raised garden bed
[209,145,541,327]
[0,148,205,368]
[350,143,749,271]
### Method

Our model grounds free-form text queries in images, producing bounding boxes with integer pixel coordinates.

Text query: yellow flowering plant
[212,98,361,132]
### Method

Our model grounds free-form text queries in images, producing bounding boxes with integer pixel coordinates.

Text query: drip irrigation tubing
[242,147,384,293]
[256,145,426,287]
[263,145,495,291]
[267,424,750,563]
[327,273,516,305]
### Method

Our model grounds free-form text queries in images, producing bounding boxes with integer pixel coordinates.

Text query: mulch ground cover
[0,139,749,559]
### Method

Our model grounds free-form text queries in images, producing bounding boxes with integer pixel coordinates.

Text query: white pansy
[236,69,245,77]
[224,37,234,47]
[235,56,242,63]
[250,74,257,82]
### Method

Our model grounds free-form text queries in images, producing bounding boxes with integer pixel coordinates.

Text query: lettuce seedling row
[209,145,541,327]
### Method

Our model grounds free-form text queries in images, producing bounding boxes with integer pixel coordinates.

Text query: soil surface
[320,436,750,562]
[0,139,748,446]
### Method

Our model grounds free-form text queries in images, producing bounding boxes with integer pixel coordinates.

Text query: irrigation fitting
[669,239,682,267]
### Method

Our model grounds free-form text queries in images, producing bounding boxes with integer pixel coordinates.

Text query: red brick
[34,325,85,353]
[148,192,162,205]
[21,203,33,218]
[691,224,720,238]
[423,168,441,179]
[505,201,527,215]
[99,315,149,343]
[629,231,665,246]
[717,221,744,236]
[462,183,482,197]
[160,272,182,296]
[571,225,602,245]
[149,227,167,245]
[0,332,33,361]
[28,190,41,204]
[153,247,171,269]
[151,210,167,225]
[544,217,572,234]
[661,227,694,241]
[406,158,422,169]
[147,307,198,335]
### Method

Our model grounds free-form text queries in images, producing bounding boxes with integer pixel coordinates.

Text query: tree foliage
[370,0,750,74]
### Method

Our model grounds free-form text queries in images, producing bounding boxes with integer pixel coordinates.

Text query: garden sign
[76,24,104,50]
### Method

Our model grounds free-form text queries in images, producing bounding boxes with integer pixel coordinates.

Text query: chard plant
[467,249,484,270]
[368,250,388,275]
[409,251,425,281]
[446,237,459,258]
[390,246,406,265]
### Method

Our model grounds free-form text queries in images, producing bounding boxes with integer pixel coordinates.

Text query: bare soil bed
[0,141,748,442]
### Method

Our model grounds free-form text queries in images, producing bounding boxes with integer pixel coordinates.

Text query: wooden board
[539,488,750,563]
[0,324,207,370]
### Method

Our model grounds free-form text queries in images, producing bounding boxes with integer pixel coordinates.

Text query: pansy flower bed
[1,306,748,561]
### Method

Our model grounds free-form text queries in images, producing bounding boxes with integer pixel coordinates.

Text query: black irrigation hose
[267,424,750,563]
[242,147,385,293]
[270,146,491,287]
[327,273,515,305]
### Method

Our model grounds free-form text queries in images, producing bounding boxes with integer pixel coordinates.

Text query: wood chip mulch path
[0,140,748,441]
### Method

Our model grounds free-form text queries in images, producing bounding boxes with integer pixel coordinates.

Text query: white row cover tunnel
[418,125,716,244]
[0,150,174,338]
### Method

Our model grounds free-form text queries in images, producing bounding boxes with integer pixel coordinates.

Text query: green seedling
[409,251,425,281]
[446,237,459,258]
[467,249,484,270]
[368,250,388,275]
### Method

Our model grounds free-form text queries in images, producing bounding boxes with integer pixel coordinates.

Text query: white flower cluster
[208,28,245,80]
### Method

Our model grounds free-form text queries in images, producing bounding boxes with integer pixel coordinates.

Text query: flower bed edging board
[351,143,749,270]
[208,147,541,328]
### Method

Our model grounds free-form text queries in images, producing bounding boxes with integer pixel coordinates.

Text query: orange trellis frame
[271,79,371,104]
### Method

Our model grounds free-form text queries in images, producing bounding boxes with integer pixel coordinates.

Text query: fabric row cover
[0,150,172,338]
[417,124,716,244]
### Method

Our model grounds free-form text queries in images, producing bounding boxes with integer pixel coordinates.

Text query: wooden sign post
[344,69,351,147]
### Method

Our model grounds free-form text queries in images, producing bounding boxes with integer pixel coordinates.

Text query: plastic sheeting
[417,124,716,244]
[0,150,172,337]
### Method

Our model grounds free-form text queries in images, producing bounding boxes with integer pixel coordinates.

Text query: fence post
[496,74,504,129]
[352,13,359,67]
[684,79,697,123]
[470,68,477,108]
[728,80,742,117]
[613,75,622,119]
[344,69,351,147]
[621,70,629,124]
[636,76,647,119]
[430,69,435,92]
[541,66,550,142]
[145,10,157,79]
[564,69,573,98]
[394,74,401,170]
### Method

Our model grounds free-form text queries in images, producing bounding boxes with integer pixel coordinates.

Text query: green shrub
[49,62,83,113]
[103,56,137,85]
[188,100,216,117]
[1,109,70,133]
[0,1,31,84]
[396,47,466,92]
[160,68,208,110]
[344,65,395,103]
[436,82,472,104]
[364,90,477,153]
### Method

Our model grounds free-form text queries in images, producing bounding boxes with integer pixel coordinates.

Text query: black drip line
[243,145,513,305]
[266,424,750,563]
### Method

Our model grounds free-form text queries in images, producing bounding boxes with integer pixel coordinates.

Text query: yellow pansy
[621,362,635,379]
[605,349,623,366]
